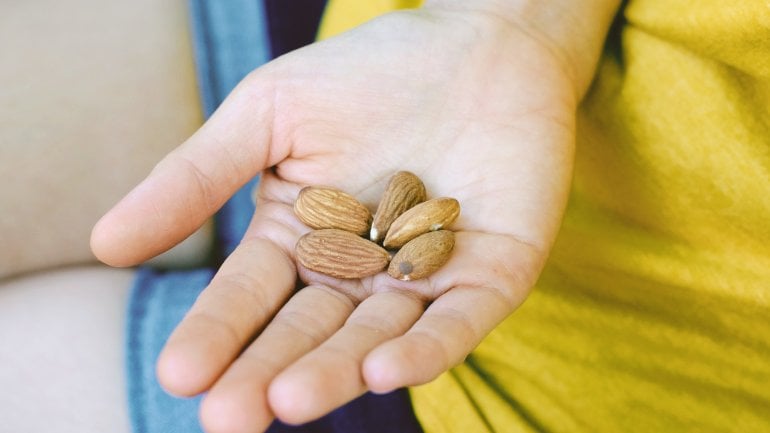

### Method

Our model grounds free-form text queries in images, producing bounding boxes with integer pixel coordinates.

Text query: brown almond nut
[294,186,372,236]
[382,197,460,249]
[296,229,390,279]
[370,171,427,243]
[388,230,455,281]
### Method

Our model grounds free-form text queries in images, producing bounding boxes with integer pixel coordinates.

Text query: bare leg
[0,266,134,433]
[0,0,206,278]
[0,0,206,429]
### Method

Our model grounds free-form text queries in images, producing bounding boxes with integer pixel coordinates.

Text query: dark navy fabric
[125,1,423,432]
[267,390,423,433]
[264,0,329,59]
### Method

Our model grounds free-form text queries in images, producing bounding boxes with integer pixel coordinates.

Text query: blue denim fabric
[125,2,268,432]
[127,268,214,433]
[188,0,270,256]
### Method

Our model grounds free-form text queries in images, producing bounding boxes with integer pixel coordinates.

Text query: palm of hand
[93,9,577,433]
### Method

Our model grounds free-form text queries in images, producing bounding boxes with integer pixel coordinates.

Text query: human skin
[0,267,133,433]
[0,0,204,431]
[92,1,621,432]
[0,0,207,279]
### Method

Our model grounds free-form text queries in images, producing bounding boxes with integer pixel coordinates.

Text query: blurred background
[0,1,325,431]
[0,0,328,279]
[0,0,204,278]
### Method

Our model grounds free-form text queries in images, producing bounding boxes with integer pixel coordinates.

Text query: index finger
[156,235,296,397]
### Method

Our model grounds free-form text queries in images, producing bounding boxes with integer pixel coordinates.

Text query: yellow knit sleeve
[316,1,770,432]
[317,0,422,40]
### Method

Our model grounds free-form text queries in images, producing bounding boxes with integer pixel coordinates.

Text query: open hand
[92,6,580,433]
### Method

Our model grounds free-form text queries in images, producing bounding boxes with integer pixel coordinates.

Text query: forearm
[422,0,622,100]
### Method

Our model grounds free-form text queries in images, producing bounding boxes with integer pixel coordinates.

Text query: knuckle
[188,310,242,347]
[214,271,274,316]
[272,309,333,347]
[177,155,221,212]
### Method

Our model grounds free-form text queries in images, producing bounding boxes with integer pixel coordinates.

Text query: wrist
[422,0,622,99]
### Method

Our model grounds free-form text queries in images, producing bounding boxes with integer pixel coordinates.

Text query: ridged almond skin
[296,229,389,279]
[383,197,460,249]
[370,171,427,243]
[294,186,372,236]
[388,230,455,281]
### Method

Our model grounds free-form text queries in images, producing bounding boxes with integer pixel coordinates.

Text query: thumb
[91,70,285,267]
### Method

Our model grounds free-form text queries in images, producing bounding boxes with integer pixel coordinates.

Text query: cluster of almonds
[293,171,460,281]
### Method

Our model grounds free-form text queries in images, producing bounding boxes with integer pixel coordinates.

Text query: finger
[200,285,354,433]
[156,236,295,397]
[91,69,288,267]
[267,290,425,425]
[362,284,525,393]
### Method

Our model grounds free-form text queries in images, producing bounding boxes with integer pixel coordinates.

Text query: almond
[294,186,372,236]
[388,230,455,281]
[383,197,460,249]
[296,229,389,279]
[370,171,427,243]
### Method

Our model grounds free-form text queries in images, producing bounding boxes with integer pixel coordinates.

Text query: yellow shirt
[319,1,770,431]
